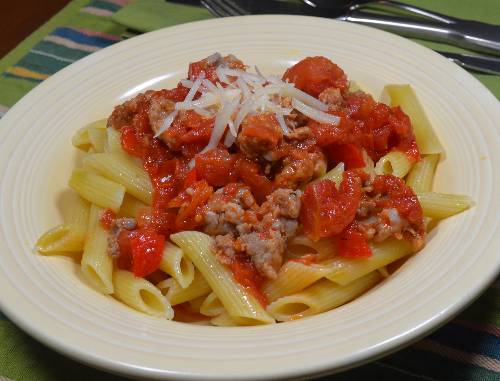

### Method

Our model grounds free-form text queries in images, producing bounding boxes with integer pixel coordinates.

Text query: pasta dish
[36,54,472,325]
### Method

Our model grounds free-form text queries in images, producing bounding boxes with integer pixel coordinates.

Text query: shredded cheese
[170,60,340,151]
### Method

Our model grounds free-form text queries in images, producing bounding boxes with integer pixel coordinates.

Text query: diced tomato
[229,255,268,307]
[155,85,190,103]
[342,93,420,162]
[308,113,353,147]
[372,175,423,226]
[137,207,177,237]
[171,180,213,231]
[299,171,361,241]
[283,56,348,97]
[121,125,147,158]
[161,110,214,152]
[195,148,239,187]
[327,143,365,169]
[338,223,372,258]
[235,158,274,203]
[188,54,245,83]
[183,167,198,189]
[343,91,377,120]
[239,112,282,153]
[99,209,116,231]
[117,228,165,278]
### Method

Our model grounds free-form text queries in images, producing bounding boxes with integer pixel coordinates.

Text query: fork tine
[216,0,250,16]
[200,0,228,17]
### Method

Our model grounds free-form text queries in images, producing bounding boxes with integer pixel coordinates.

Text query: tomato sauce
[109,54,425,299]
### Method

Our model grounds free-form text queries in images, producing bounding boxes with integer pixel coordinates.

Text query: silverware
[302,0,500,57]
[200,0,500,75]
[200,0,500,56]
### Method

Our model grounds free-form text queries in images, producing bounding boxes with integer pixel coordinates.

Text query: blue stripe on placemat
[428,322,500,360]
[35,40,90,61]
[52,27,118,48]
[15,51,71,76]
[87,0,122,13]
[2,27,121,83]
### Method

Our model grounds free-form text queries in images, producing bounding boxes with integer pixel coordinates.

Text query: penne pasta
[36,196,90,255]
[157,270,211,306]
[263,260,333,302]
[170,231,275,325]
[118,194,148,218]
[384,84,444,155]
[288,235,337,260]
[406,154,439,193]
[188,295,207,313]
[87,127,107,153]
[323,239,412,286]
[199,292,225,317]
[69,168,125,212]
[267,271,382,322]
[374,151,413,178]
[113,269,173,319]
[71,127,91,151]
[318,162,344,186]
[211,311,238,327]
[417,192,473,219]
[71,119,106,151]
[158,242,195,289]
[104,126,124,154]
[82,152,152,205]
[36,57,475,327]
[81,204,114,294]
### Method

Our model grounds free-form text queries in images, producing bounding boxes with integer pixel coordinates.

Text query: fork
[199,0,500,75]
[200,0,248,17]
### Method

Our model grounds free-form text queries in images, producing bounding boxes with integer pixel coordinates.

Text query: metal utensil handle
[357,0,457,23]
[344,10,500,56]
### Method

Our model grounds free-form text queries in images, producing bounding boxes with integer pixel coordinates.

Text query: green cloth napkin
[112,0,212,32]
[112,0,500,99]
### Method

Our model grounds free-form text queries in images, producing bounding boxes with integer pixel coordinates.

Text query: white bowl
[0,15,499,381]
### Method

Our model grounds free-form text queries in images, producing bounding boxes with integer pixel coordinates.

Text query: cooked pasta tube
[170,231,275,325]
[113,269,173,319]
[263,261,333,302]
[374,151,412,178]
[318,162,344,186]
[288,235,337,260]
[158,242,195,289]
[384,84,444,155]
[71,119,106,151]
[377,266,390,278]
[82,153,152,205]
[406,154,439,193]
[81,204,113,294]
[118,194,148,218]
[417,192,473,219]
[157,270,211,306]
[87,127,107,153]
[36,196,89,254]
[324,239,412,286]
[104,127,124,154]
[211,311,238,327]
[69,168,125,212]
[188,295,207,313]
[199,292,225,317]
[267,271,382,322]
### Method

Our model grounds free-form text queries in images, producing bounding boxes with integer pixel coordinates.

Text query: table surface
[0,0,71,59]
[0,1,498,381]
